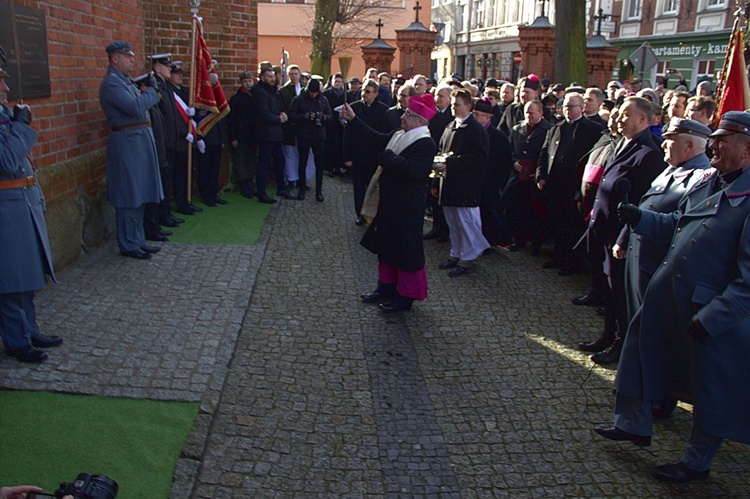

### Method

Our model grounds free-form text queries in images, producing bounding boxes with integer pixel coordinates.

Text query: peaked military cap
[663,117,712,139]
[150,53,172,66]
[710,111,750,138]
[238,71,253,81]
[105,41,134,56]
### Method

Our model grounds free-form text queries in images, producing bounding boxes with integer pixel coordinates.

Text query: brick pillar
[395,22,436,78]
[587,36,621,88]
[361,39,397,75]
[517,16,555,79]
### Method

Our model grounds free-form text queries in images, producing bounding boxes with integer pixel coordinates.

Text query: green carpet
[0,390,199,498]
[167,191,271,245]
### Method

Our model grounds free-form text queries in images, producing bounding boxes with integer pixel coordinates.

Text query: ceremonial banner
[191,15,229,135]
[713,23,750,126]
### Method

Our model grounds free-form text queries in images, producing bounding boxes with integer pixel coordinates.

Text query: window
[696,59,716,80]
[699,0,726,9]
[662,0,678,14]
[624,0,642,20]
[656,60,671,76]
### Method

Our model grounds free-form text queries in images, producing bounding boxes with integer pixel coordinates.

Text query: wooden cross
[376,18,384,39]
[413,1,422,23]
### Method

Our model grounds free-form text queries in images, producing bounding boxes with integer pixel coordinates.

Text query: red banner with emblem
[191,15,230,136]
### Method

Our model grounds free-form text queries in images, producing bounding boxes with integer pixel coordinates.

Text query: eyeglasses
[402,110,422,120]
[363,89,375,94]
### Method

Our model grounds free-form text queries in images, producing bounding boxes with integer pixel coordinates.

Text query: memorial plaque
[0,0,51,100]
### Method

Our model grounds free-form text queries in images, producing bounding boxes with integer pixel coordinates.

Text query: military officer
[596,111,750,483]
[0,60,62,362]
[99,41,163,259]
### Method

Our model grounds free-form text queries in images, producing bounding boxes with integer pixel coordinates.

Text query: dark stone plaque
[0,0,51,100]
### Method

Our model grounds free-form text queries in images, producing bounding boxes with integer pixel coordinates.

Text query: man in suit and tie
[536,93,603,275]
[577,97,665,364]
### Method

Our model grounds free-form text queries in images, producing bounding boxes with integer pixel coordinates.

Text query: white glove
[185,133,194,143]
[197,140,206,154]
[186,107,196,117]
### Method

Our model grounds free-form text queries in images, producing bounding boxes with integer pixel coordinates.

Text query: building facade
[609,0,733,91]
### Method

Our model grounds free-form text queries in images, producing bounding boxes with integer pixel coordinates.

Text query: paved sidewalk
[2,177,748,497]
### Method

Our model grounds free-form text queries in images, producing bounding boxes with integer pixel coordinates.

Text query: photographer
[288,78,332,201]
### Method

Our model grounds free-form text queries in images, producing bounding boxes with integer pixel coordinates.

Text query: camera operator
[288,78,332,201]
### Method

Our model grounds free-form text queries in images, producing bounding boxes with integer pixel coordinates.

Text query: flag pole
[712,4,747,126]
[187,5,199,203]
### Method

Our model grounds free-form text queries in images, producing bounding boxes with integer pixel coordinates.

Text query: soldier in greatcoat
[0,60,62,362]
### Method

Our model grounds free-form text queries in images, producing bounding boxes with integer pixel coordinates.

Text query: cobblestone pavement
[3,177,748,497]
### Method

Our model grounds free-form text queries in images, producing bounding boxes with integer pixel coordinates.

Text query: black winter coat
[227,87,255,144]
[348,118,437,271]
[345,100,389,167]
[289,91,333,142]
[437,114,489,207]
[252,82,284,143]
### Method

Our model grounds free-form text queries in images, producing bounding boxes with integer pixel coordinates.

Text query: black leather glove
[688,315,709,345]
[617,202,642,226]
[12,104,31,125]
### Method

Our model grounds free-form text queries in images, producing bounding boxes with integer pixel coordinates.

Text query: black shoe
[31,334,63,348]
[159,229,173,236]
[146,234,168,242]
[214,196,228,205]
[355,216,366,226]
[170,216,185,224]
[277,190,296,200]
[572,291,604,306]
[176,206,195,215]
[506,242,526,252]
[542,259,560,269]
[258,195,277,204]
[437,234,450,243]
[594,426,651,447]
[578,334,613,353]
[203,200,217,207]
[651,462,709,483]
[188,204,203,212]
[379,294,413,313]
[591,339,623,365]
[5,345,48,363]
[140,245,161,254]
[361,291,393,304]
[448,265,474,277]
[438,259,458,269]
[160,219,180,228]
[120,249,151,260]
[529,243,541,257]
[297,190,306,200]
[316,193,324,202]
[596,307,606,316]
[423,229,439,240]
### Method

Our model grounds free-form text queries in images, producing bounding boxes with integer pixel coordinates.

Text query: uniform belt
[111,121,150,132]
[0,176,36,189]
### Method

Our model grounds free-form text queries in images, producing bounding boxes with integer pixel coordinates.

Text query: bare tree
[309,0,396,77]
[554,0,587,85]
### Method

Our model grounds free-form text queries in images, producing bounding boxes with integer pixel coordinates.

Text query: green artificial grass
[0,390,199,498]
[167,191,271,245]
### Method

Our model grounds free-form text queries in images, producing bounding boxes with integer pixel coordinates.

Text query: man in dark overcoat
[0,64,62,363]
[595,111,750,483]
[435,88,490,276]
[536,93,603,275]
[340,95,437,312]
[345,78,389,225]
[227,71,258,199]
[99,42,163,259]
[577,97,664,364]
[505,100,551,253]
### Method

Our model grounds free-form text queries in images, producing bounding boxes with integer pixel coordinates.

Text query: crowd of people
[3,38,750,486]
